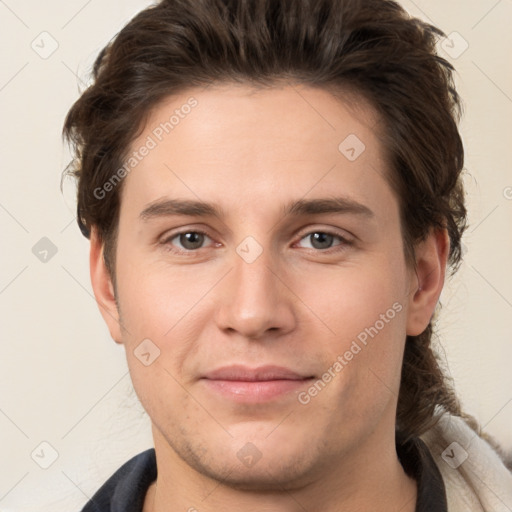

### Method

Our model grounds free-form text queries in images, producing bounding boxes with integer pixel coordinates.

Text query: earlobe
[406,229,450,336]
[89,227,123,344]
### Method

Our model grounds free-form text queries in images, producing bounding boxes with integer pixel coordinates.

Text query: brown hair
[63,0,468,441]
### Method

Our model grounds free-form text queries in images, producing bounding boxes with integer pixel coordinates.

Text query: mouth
[200,365,315,403]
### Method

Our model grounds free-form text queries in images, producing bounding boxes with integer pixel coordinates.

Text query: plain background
[1,0,511,510]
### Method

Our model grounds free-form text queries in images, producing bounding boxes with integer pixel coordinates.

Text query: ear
[406,228,450,336]
[90,227,123,344]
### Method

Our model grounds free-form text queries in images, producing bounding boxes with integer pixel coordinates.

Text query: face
[92,83,442,491]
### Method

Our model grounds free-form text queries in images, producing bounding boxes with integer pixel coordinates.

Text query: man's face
[96,84,422,489]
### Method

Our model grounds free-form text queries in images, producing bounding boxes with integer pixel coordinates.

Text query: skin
[90,83,449,512]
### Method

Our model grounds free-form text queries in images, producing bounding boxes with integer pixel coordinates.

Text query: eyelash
[161,228,353,255]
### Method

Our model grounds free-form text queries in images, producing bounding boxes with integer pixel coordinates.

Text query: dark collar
[396,431,448,512]
[82,435,447,512]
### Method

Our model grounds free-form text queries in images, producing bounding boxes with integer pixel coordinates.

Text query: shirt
[80,434,448,512]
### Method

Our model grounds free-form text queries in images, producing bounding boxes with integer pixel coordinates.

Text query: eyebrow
[285,197,374,218]
[139,198,219,220]
[139,196,374,221]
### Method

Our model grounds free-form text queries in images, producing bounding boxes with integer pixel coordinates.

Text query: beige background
[1,0,511,510]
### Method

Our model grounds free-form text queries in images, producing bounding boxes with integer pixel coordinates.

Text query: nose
[214,247,297,340]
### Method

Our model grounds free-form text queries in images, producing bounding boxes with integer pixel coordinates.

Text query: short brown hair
[63,0,467,441]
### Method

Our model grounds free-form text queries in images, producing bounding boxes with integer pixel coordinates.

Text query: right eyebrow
[139,199,222,221]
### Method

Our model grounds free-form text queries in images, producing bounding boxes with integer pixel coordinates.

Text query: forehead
[134,82,380,157]
[120,83,394,220]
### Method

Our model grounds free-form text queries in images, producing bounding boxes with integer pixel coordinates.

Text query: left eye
[167,231,212,251]
[297,232,345,250]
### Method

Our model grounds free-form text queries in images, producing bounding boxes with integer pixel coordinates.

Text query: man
[63,0,512,510]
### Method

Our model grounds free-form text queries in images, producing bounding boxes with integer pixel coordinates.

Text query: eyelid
[294,225,355,243]
[160,223,214,241]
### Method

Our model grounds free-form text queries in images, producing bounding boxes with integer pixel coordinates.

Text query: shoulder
[80,448,157,512]
[420,411,512,512]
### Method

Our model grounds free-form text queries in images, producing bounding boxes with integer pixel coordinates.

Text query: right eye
[162,230,214,252]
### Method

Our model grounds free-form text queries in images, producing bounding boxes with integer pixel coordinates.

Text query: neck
[144,422,417,512]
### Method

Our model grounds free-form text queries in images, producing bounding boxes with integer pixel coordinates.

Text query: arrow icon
[32,237,58,262]
[236,236,263,263]
[441,441,468,469]
[237,442,262,467]
[31,31,59,60]
[339,134,365,161]
[135,339,160,366]
[31,441,59,468]
[441,31,468,59]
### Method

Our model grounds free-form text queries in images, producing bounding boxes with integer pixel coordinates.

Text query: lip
[202,364,310,381]
[201,365,314,403]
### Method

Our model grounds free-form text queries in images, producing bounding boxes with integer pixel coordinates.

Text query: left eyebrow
[283,197,375,219]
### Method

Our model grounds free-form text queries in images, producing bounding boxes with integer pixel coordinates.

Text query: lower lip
[201,378,313,403]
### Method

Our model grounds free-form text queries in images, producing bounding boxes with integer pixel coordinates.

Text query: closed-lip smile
[201,365,314,402]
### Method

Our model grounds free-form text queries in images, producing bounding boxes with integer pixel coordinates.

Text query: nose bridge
[215,240,295,339]
[235,247,275,302]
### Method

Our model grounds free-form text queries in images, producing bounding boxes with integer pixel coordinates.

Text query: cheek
[114,252,222,400]
[292,254,409,395]
[116,250,215,336]
[297,257,407,340]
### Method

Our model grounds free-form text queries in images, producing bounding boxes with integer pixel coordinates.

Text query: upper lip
[202,365,312,381]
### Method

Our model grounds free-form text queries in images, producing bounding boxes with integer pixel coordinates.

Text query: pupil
[311,232,333,249]
[180,232,203,249]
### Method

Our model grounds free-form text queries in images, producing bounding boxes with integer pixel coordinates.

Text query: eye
[165,231,213,251]
[296,231,348,250]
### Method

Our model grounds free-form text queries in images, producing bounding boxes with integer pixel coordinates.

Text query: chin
[196,458,316,492]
